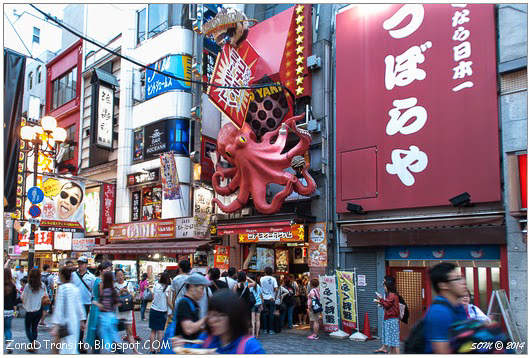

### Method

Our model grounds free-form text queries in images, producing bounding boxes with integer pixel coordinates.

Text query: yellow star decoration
[296,24,304,34]
[296,56,304,65]
[296,65,304,75]
[296,45,304,54]
[296,35,304,44]
[296,76,304,86]
[296,4,304,14]
[296,86,304,96]
[296,14,304,24]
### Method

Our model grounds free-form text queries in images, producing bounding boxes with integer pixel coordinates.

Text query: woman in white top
[460,289,491,322]
[51,266,87,354]
[114,268,139,354]
[148,272,173,353]
[22,269,49,352]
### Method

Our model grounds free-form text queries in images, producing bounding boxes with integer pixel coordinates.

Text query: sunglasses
[60,191,79,206]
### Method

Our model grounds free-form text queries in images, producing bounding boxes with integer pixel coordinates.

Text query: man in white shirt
[70,256,96,353]
[15,266,25,289]
[260,266,278,335]
[171,261,210,318]
[221,267,237,290]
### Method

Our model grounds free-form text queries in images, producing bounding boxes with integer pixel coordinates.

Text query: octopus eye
[239,136,246,144]
[225,151,232,158]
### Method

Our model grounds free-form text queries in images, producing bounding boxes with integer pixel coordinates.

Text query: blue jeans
[286,305,295,328]
[4,315,13,342]
[99,312,120,352]
[24,310,42,342]
[140,299,148,320]
[263,300,276,333]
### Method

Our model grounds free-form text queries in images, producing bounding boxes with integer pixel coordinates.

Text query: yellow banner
[336,270,357,331]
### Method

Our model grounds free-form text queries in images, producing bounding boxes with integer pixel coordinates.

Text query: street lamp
[20,117,67,269]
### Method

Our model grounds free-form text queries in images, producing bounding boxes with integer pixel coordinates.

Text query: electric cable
[4,13,36,60]
[29,4,299,97]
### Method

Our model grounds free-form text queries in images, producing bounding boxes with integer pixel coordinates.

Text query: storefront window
[137,8,146,44]
[148,4,169,39]
[52,67,77,110]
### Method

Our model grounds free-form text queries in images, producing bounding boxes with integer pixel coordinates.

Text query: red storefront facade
[45,39,83,175]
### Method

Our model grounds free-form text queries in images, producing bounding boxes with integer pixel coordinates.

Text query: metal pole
[28,141,39,269]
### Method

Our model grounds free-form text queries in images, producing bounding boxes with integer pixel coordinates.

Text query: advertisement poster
[142,186,162,221]
[53,232,72,251]
[146,54,192,100]
[72,237,96,252]
[238,224,304,243]
[84,186,101,233]
[133,128,144,161]
[131,191,141,221]
[214,245,230,271]
[275,249,289,274]
[336,270,357,333]
[18,230,53,251]
[160,152,181,200]
[319,275,339,332]
[144,121,167,158]
[257,247,275,271]
[39,176,85,232]
[308,222,327,267]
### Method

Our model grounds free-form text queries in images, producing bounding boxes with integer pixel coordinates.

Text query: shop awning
[343,214,505,247]
[217,221,293,235]
[93,240,211,254]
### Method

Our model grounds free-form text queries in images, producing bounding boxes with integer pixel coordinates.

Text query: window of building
[28,71,33,89]
[32,27,40,44]
[137,4,192,44]
[37,66,42,83]
[52,67,77,110]
[61,125,77,161]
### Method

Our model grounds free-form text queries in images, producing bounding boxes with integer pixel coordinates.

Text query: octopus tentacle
[284,114,312,161]
[294,166,317,196]
[212,189,249,213]
[212,169,239,196]
[254,176,296,214]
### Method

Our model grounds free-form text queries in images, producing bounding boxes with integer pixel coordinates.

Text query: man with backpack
[405,262,468,353]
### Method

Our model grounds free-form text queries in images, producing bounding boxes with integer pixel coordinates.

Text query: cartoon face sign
[56,183,83,219]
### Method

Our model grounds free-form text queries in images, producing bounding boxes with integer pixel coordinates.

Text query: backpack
[41,273,54,298]
[160,296,196,354]
[310,289,323,313]
[404,299,454,353]
[448,319,513,354]
[398,294,409,324]
[239,284,256,307]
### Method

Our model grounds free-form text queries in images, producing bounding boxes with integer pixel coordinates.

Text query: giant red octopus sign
[204,6,316,214]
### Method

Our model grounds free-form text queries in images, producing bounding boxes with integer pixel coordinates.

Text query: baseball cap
[185,272,211,286]
[77,256,88,263]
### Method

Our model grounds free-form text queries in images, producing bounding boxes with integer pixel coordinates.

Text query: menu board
[248,247,275,272]
[275,249,289,274]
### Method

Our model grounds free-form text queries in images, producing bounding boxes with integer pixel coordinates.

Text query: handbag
[117,318,126,331]
[57,285,70,339]
[142,287,153,301]
[310,289,323,314]
[118,293,134,312]
[41,295,51,307]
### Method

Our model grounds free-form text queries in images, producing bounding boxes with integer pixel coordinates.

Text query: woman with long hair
[114,268,139,354]
[174,289,266,354]
[93,270,120,353]
[22,268,49,352]
[248,273,263,337]
[4,268,17,354]
[374,277,400,354]
[148,271,172,353]
[86,261,112,353]
[139,272,150,321]
[50,266,87,354]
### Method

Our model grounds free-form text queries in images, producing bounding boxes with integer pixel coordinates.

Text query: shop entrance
[387,267,429,340]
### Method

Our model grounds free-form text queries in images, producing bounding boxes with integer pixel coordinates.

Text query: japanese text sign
[319,275,339,332]
[109,219,175,241]
[336,270,357,332]
[96,85,114,149]
[238,224,304,243]
[208,40,260,129]
[102,184,115,232]
[72,237,95,251]
[336,5,500,212]
[214,245,230,271]
[308,223,327,267]
[146,54,192,100]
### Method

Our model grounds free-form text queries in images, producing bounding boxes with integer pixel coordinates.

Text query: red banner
[214,245,230,271]
[102,183,115,232]
[336,5,500,212]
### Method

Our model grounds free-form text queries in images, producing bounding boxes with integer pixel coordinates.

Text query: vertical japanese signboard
[336,271,357,333]
[160,153,181,200]
[336,5,500,212]
[96,85,114,149]
[319,275,339,332]
[102,184,115,232]
[214,245,230,271]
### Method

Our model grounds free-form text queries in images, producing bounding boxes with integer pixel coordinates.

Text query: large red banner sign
[336,4,500,212]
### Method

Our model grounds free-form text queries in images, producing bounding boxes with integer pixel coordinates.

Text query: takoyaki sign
[238,224,304,243]
[308,223,327,267]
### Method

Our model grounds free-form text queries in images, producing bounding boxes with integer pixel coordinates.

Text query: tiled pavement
[6,311,382,354]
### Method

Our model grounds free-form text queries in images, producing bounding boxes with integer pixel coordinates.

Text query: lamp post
[20,116,67,269]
